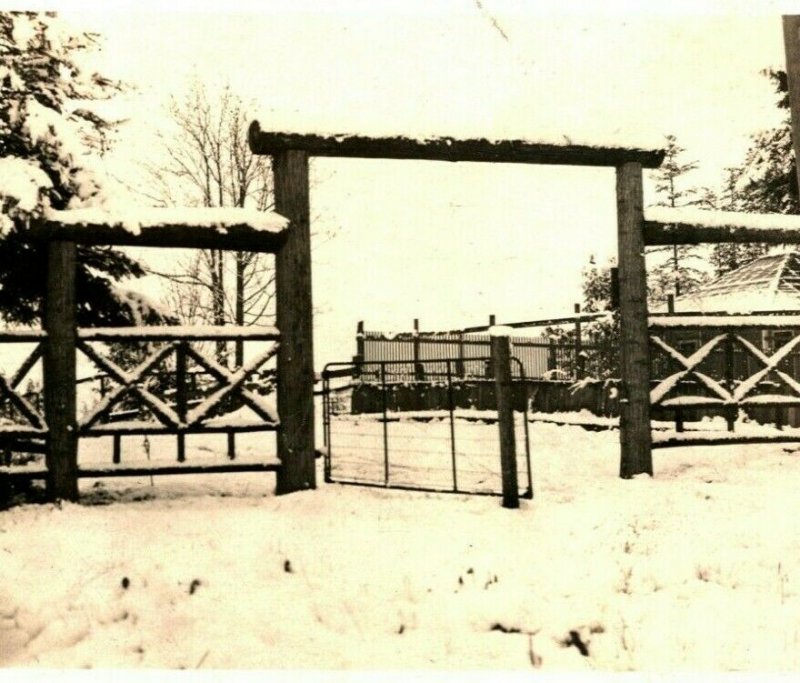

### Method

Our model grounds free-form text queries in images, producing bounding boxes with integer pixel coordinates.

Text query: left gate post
[44,239,78,501]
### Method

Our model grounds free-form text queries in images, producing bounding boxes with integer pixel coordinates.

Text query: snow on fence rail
[0,198,316,502]
[647,311,800,445]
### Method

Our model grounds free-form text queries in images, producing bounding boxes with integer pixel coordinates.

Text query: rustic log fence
[0,201,318,502]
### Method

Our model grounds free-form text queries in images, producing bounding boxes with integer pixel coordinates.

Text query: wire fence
[322,358,533,498]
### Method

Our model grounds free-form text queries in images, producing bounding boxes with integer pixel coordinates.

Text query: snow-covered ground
[4,417,800,671]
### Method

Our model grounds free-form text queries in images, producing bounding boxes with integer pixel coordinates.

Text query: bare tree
[144,82,275,366]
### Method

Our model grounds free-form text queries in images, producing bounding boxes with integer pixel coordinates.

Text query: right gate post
[616,162,653,478]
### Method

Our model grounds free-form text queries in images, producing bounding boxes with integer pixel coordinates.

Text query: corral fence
[321,356,533,500]
[0,196,314,503]
[355,310,617,383]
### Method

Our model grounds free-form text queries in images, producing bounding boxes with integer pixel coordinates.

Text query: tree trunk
[211,249,227,365]
[235,251,245,367]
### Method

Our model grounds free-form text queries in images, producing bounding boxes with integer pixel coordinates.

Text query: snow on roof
[645,206,800,233]
[668,252,800,315]
[45,207,289,236]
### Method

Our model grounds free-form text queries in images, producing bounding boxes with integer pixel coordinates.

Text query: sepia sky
[26,1,799,365]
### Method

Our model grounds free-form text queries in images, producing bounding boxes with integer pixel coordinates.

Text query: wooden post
[574,303,584,380]
[724,332,736,432]
[355,320,365,361]
[176,342,187,462]
[616,162,653,478]
[547,339,557,372]
[354,320,364,378]
[667,294,675,314]
[456,332,465,378]
[413,318,424,381]
[489,314,496,327]
[782,16,800,199]
[273,149,316,493]
[491,332,519,508]
[610,267,620,310]
[43,240,78,501]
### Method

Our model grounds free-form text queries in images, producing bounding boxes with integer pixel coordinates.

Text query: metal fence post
[446,360,458,492]
[381,362,389,485]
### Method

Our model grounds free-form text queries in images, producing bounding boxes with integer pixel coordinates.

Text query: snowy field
[4,418,800,671]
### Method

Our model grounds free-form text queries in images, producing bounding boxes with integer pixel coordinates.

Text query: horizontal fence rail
[0,325,282,484]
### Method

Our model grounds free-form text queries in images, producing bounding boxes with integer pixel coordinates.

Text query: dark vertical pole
[457,332,465,378]
[176,342,187,462]
[724,332,736,432]
[547,339,556,372]
[227,433,236,460]
[667,294,675,314]
[782,16,800,198]
[520,367,533,499]
[273,149,316,494]
[355,320,365,361]
[43,240,78,501]
[446,360,458,492]
[354,320,364,379]
[610,267,620,310]
[381,363,389,486]
[323,375,331,482]
[616,162,653,478]
[492,333,519,509]
[112,435,121,464]
[413,318,424,381]
[574,303,584,380]
[489,314,496,327]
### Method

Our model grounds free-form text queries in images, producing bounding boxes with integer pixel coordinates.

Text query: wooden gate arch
[248,124,664,480]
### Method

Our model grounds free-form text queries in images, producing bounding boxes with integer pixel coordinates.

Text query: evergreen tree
[647,134,709,304]
[707,167,769,276]
[546,257,619,380]
[0,11,158,327]
[705,68,796,278]
[734,69,797,215]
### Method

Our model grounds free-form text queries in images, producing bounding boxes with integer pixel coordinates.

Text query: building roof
[672,252,800,313]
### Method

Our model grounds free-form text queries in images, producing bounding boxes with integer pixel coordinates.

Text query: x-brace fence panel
[77,331,280,436]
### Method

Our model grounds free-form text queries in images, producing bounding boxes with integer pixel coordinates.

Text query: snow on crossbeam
[649,315,800,329]
[248,122,666,168]
[37,207,289,252]
[644,206,800,245]
[77,325,280,342]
